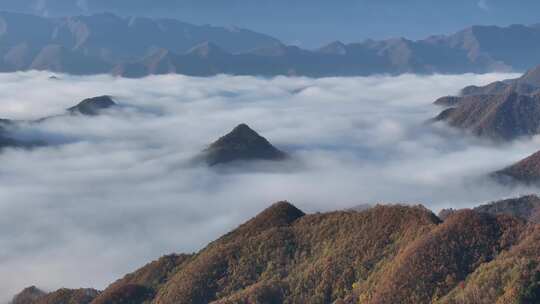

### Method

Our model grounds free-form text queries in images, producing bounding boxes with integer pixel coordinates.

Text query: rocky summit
[67,96,118,116]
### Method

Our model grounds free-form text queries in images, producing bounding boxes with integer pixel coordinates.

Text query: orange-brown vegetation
[438,224,540,304]
[474,195,540,223]
[35,289,99,304]
[12,201,540,304]
[153,203,440,303]
[11,286,46,304]
[434,90,540,141]
[365,211,524,304]
[494,151,540,184]
[91,254,192,304]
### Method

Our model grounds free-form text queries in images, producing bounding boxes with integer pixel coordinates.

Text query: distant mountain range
[11,198,540,304]
[0,11,280,75]
[5,0,540,50]
[3,11,540,77]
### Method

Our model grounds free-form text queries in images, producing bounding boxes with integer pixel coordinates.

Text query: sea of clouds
[0,71,538,300]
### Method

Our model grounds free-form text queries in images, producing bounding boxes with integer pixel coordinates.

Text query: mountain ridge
[11,199,540,304]
[3,11,540,77]
[432,64,540,141]
[492,150,540,185]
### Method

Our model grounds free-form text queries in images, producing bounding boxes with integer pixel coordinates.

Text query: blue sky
[2,0,540,47]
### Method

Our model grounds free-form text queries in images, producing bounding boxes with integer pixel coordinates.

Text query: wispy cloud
[478,0,490,11]
[76,0,89,12]
[31,0,49,16]
[1,71,535,300]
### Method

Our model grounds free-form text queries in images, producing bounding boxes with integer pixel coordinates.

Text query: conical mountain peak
[241,201,305,232]
[254,201,305,226]
[215,123,261,142]
[202,123,288,166]
[219,201,306,242]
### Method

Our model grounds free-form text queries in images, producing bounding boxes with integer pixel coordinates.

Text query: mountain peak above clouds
[492,150,540,185]
[432,64,540,141]
[67,95,118,116]
[201,124,288,166]
[434,92,540,140]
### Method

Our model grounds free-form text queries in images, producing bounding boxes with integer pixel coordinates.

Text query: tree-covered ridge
[11,201,540,304]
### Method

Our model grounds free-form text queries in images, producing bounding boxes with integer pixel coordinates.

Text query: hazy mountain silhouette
[5,0,540,50]
[0,11,281,75]
[4,11,540,76]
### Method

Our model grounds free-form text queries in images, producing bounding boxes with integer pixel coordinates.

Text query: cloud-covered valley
[1,71,538,300]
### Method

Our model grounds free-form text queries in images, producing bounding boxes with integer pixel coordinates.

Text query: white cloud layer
[1,71,538,301]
